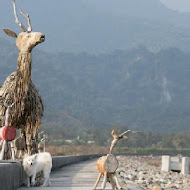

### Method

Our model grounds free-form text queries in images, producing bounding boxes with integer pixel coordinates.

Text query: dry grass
[46,145,109,156]
[147,158,161,167]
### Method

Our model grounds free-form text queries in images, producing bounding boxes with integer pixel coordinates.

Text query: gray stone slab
[0,161,25,190]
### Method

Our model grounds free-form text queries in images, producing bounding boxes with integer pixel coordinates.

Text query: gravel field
[116,155,190,190]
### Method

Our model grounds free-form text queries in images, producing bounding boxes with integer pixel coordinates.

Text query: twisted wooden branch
[12,0,32,32]
[109,129,142,154]
[19,8,32,32]
[12,0,26,32]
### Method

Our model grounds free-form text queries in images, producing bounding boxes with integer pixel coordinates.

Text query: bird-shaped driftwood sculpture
[0,0,44,155]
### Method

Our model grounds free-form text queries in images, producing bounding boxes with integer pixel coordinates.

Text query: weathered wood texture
[0,53,43,155]
[0,53,43,130]
[97,154,118,174]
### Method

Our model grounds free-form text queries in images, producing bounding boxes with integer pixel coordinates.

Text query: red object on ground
[0,126,16,141]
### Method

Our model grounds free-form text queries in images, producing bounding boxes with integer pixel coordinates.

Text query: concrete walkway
[18,159,112,190]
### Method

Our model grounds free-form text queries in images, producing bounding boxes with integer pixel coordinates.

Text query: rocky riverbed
[116,155,190,190]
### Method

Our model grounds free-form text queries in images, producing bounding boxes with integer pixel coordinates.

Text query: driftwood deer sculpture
[93,129,142,190]
[0,0,44,155]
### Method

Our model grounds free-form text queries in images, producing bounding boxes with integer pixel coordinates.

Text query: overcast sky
[160,0,190,12]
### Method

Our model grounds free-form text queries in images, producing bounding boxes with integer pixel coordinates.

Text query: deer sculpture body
[0,0,44,155]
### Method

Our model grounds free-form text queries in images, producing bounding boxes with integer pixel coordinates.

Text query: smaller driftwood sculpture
[0,102,16,160]
[37,131,47,153]
[14,131,26,158]
[93,129,142,190]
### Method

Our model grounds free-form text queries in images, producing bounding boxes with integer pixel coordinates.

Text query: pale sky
[160,0,190,12]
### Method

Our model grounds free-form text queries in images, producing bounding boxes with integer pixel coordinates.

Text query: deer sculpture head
[2,0,45,53]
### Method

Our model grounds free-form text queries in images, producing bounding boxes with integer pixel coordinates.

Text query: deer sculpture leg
[19,150,23,158]
[25,125,36,155]
[113,173,122,189]
[108,173,115,190]
[4,141,11,160]
[26,132,32,155]
[93,173,102,189]
[101,172,107,189]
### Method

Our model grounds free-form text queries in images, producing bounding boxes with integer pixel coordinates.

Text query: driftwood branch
[119,130,142,137]
[12,0,27,32]
[109,129,142,154]
[4,101,15,108]
[19,8,32,32]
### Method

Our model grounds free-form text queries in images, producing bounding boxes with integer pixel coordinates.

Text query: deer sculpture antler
[109,129,142,154]
[3,0,33,37]
[12,0,32,32]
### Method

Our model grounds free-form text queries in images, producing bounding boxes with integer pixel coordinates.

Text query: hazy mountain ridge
[0,37,190,133]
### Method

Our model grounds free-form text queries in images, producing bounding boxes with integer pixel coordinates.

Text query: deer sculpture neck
[17,52,32,91]
[14,31,45,90]
[16,32,45,84]
[14,31,45,91]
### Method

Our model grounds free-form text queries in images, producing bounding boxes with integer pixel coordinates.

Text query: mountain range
[0,41,190,134]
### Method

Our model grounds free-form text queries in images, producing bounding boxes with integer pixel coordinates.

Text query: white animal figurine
[23,152,52,187]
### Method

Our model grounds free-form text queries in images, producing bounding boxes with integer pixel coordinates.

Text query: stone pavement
[18,159,112,190]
